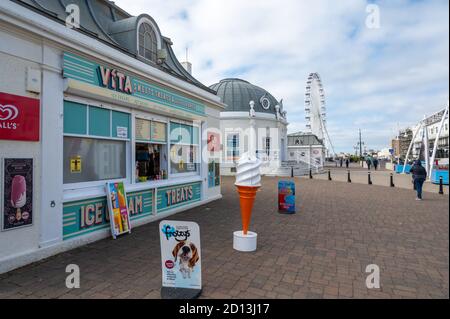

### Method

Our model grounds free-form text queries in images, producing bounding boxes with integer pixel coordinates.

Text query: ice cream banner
[159,220,201,289]
[105,181,131,239]
[2,158,33,230]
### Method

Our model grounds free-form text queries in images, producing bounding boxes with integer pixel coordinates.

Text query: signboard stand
[105,182,131,239]
[159,220,202,299]
[161,286,202,299]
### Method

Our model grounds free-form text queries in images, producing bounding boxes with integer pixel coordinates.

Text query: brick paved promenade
[0,176,448,299]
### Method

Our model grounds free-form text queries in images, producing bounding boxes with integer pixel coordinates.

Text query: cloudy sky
[115,0,449,153]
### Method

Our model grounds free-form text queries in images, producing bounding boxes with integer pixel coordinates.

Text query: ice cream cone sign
[234,153,261,235]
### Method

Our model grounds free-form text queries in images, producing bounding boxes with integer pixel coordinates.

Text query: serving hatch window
[63,100,130,185]
[135,118,168,182]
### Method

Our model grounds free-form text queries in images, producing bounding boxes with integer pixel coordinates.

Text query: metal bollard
[328,170,332,181]
[390,173,395,187]
[309,169,313,179]
[347,170,351,183]
[368,171,372,185]
[291,166,294,178]
[439,176,444,195]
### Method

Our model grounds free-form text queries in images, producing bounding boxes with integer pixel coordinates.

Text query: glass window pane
[135,143,168,182]
[89,106,110,137]
[170,144,199,174]
[63,137,126,184]
[64,101,87,135]
[111,111,130,138]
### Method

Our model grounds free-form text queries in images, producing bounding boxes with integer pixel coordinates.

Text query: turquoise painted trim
[157,197,201,213]
[112,111,130,138]
[63,189,153,240]
[156,182,202,213]
[130,212,152,221]
[89,106,110,137]
[64,101,87,135]
[63,52,205,116]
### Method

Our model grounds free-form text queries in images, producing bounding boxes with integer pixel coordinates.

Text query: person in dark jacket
[366,158,371,170]
[409,160,427,200]
[345,158,349,168]
[340,157,343,167]
[373,158,379,170]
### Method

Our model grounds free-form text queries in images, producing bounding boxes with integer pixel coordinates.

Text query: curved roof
[209,78,280,114]
[14,0,215,94]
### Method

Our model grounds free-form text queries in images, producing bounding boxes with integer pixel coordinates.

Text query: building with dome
[209,78,289,175]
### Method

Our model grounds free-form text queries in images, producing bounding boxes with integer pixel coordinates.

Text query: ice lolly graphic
[11,175,26,221]
[234,153,261,235]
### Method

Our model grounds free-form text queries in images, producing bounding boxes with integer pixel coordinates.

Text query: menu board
[135,118,151,141]
[105,181,131,239]
[151,121,167,142]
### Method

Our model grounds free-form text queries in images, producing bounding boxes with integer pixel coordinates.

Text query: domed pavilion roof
[210,78,281,115]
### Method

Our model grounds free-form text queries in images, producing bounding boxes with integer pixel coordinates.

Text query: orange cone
[236,185,260,235]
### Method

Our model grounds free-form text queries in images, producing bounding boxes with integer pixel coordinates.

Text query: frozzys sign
[159,220,202,291]
[63,52,205,116]
[0,92,40,141]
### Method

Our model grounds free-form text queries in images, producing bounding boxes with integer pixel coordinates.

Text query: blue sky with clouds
[115,0,449,153]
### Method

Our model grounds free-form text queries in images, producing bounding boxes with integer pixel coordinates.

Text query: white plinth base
[233,231,257,252]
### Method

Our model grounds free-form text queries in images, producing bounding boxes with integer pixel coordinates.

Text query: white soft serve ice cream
[235,153,262,187]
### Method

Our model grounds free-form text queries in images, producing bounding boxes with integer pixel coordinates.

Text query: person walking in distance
[366,157,371,170]
[340,157,343,168]
[345,158,349,169]
[373,158,379,171]
[410,160,427,200]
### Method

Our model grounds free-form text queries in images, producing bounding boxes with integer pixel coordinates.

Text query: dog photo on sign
[172,241,199,279]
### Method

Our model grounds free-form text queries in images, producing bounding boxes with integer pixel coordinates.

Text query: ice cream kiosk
[0,0,224,274]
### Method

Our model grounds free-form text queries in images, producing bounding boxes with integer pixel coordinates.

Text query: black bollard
[368,172,372,185]
[309,169,313,179]
[347,170,351,183]
[291,166,294,178]
[328,170,332,181]
[390,173,395,187]
[439,176,444,195]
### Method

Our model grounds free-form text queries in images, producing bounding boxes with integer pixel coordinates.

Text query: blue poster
[278,181,295,213]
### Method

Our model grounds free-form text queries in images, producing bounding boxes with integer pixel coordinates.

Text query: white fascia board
[220,111,288,124]
[0,1,226,110]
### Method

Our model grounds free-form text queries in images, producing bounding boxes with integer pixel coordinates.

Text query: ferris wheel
[304,72,335,156]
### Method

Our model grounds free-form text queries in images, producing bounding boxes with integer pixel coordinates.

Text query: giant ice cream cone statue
[233,153,261,251]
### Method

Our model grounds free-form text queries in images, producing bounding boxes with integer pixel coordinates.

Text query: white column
[39,45,64,248]
[201,120,208,200]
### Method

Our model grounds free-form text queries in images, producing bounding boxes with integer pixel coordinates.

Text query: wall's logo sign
[98,66,133,94]
[0,92,39,141]
[162,224,191,242]
[0,104,19,121]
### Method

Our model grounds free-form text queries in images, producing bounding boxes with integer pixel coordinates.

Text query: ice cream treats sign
[156,182,202,213]
[2,158,33,230]
[0,92,40,141]
[159,220,202,290]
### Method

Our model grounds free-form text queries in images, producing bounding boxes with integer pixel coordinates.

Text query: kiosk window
[135,118,168,182]
[169,122,200,175]
[63,137,126,184]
